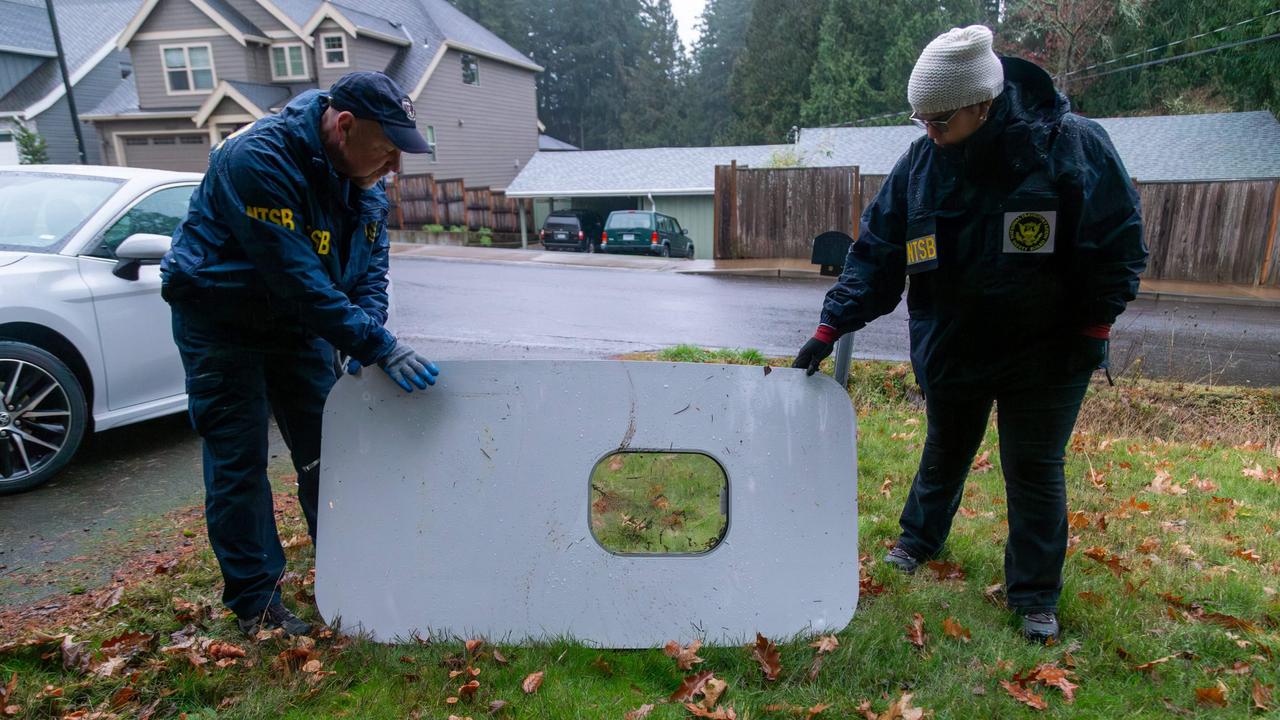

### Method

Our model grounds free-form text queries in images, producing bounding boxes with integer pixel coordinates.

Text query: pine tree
[723,0,826,145]
[14,123,49,164]
[686,0,755,144]
[622,0,690,147]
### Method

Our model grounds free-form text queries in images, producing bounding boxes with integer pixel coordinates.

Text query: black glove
[1066,335,1109,374]
[793,337,834,376]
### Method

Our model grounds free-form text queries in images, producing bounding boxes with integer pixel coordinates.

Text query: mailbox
[811,231,854,277]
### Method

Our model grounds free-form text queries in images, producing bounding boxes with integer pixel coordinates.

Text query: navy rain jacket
[821,57,1148,392]
[161,90,396,366]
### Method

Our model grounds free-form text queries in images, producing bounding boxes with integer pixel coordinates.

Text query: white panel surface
[316,361,858,647]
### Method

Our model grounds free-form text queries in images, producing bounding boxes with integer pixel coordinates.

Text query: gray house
[0,0,142,165]
[82,0,542,189]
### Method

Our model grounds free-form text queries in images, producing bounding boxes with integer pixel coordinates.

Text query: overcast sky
[670,0,708,53]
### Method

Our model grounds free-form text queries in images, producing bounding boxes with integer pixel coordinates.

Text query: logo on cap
[401,98,415,122]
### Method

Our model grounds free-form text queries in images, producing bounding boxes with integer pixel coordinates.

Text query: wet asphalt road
[2,255,1277,605]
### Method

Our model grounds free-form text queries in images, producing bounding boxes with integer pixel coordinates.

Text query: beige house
[83,0,542,190]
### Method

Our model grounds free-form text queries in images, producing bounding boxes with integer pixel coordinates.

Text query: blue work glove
[346,359,362,375]
[377,341,439,392]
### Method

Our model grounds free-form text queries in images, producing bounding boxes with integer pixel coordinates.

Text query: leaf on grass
[881,692,926,720]
[683,703,736,719]
[751,633,782,681]
[60,635,91,673]
[943,617,971,643]
[591,655,613,677]
[663,639,704,670]
[926,560,965,580]
[92,656,129,678]
[1077,591,1107,606]
[1252,680,1274,711]
[95,585,125,610]
[809,635,839,654]
[1001,680,1048,710]
[701,676,728,708]
[281,534,311,549]
[0,673,15,706]
[623,704,654,720]
[670,670,715,702]
[207,642,246,660]
[521,670,543,694]
[458,680,480,700]
[488,699,509,713]
[807,654,826,682]
[906,613,926,649]
[1136,537,1161,554]
[1232,548,1262,563]
[1083,547,1130,576]
[1196,682,1229,707]
[971,451,994,473]
[1067,511,1091,530]
[1033,663,1077,702]
[1191,475,1218,493]
[465,639,484,656]
[109,687,138,708]
[1145,469,1186,495]
[491,648,508,665]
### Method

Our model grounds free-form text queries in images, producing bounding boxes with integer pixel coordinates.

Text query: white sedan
[0,165,201,493]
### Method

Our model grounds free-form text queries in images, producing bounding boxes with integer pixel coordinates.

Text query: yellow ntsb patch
[245,206,295,230]
[364,221,379,243]
[906,234,937,266]
[310,229,331,255]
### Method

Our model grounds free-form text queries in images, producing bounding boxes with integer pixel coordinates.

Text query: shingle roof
[506,144,795,197]
[506,111,1280,197]
[226,80,294,112]
[203,0,266,38]
[0,0,55,56]
[80,74,140,117]
[417,0,537,69]
[0,0,142,114]
[330,2,412,44]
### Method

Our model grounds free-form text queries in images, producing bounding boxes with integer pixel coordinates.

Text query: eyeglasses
[910,107,961,132]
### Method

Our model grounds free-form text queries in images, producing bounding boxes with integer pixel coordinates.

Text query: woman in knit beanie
[794,25,1148,644]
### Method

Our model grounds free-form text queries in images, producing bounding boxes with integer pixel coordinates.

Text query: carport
[504,144,790,259]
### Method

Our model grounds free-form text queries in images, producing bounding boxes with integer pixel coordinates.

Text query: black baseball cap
[328,72,432,154]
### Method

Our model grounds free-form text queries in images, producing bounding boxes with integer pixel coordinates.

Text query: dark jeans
[895,370,1091,613]
[171,306,336,619]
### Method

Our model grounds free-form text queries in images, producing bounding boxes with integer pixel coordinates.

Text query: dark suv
[539,209,604,252]
[600,210,694,258]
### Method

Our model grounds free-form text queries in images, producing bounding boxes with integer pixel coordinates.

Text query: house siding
[313,22,350,90]
[229,0,288,34]
[133,36,250,110]
[350,36,399,74]
[650,195,714,260]
[30,52,129,164]
[0,53,46,99]
[136,0,223,34]
[403,49,537,190]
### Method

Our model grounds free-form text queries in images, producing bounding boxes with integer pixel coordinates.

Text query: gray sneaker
[1022,611,1060,644]
[883,545,921,573]
[237,602,312,637]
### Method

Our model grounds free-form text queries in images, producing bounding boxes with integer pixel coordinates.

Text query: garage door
[120,134,209,172]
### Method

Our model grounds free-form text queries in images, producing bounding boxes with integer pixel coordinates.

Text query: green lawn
[1,351,1277,719]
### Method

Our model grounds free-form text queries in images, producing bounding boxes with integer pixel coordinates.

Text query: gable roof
[0,0,56,57]
[192,78,293,125]
[506,111,1280,198]
[0,0,142,117]
[118,0,270,48]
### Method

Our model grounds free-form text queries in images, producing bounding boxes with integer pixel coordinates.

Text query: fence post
[1259,181,1280,287]
[852,165,861,240]
[728,159,738,260]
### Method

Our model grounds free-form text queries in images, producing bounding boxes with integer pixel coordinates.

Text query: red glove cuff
[814,324,839,344]
[1080,324,1111,340]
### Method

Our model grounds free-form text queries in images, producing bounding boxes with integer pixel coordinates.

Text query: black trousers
[895,370,1091,612]
[172,306,336,619]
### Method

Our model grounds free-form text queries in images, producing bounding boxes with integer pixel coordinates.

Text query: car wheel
[659,244,671,258]
[0,342,88,494]
[686,243,695,259]
[587,242,596,254]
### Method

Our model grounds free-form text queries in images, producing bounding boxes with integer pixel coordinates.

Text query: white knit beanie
[907,25,1004,115]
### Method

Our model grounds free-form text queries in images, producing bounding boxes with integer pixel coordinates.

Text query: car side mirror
[680,228,688,235]
[112,232,171,280]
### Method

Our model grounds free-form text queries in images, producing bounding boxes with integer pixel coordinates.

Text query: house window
[161,44,215,94]
[321,33,348,68]
[271,43,307,81]
[461,53,479,85]
[425,125,436,162]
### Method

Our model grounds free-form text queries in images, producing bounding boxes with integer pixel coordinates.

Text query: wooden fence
[714,164,1280,287]
[388,173,532,233]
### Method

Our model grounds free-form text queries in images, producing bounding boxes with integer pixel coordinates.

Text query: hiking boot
[1022,611,1061,644]
[883,545,921,573]
[237,603,312,637]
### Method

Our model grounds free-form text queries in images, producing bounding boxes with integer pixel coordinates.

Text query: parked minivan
[539,209,603,252]
[600,210,694,258]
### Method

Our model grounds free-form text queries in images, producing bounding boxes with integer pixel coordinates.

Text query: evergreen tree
[14,123,48,164]
[622,0,691,147]
[723,0,825,145]
[686,0,755,144]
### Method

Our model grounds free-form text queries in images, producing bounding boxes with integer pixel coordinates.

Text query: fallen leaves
[1252,679,1274,711]
[663,639,704,670]
[971,451,994,473]
[520,670,544,694]
[905,613,926,649]
[623,705,654,720]
[925,560,965,581]
[1145,469,1187,495]
[1001,680,1048,710]
[1195,681,1229,707]
[751,633,782,681]
[669,670,714,702]
[807,635,838,680]
[942,617,971,643]
[1083,546,1131,576]
[1,672,17,717]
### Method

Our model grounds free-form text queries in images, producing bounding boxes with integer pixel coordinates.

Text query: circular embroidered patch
[1009,212,1051,252]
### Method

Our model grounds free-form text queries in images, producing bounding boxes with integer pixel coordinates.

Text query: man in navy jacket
[163,72,437,636]
[794,27,1147,643]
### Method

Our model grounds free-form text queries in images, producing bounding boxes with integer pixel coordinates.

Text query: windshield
[605,211,653,230]
[0,172,123,253]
